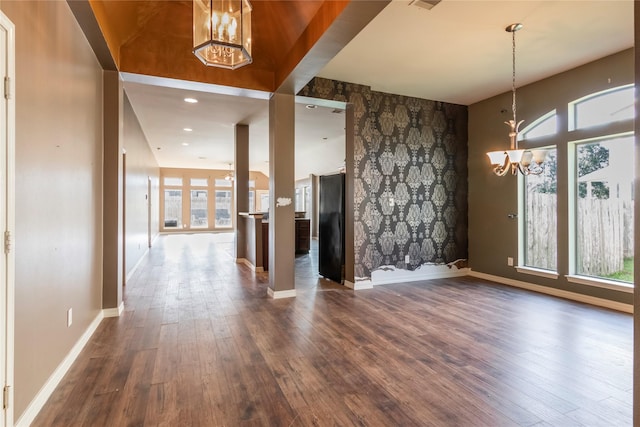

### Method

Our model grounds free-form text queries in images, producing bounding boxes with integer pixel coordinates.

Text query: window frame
[159,169,238,232]
[515,83,634,291]
[568,84,634,132]
[517,145,558,275]
[567,131,634,290]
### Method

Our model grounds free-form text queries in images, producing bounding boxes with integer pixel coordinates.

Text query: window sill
[515,266,559,279]
[565,275,633,293]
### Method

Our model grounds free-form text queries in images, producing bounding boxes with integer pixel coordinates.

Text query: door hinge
[3,77,10,100]
[3,385,9,410]
[4,231,10,254]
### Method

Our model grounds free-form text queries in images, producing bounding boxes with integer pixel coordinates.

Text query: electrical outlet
[67,308,73,327]
[389,197,395,207]
[405,255,410,264]
[507,257,514,267]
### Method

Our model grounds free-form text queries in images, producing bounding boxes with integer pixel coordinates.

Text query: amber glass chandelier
[193,0,252,70]
[486,23,546,176]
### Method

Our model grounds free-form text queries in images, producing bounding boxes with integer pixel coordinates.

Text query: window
[522,148,557,271]
[304,186,311,215]
[190,178,208,187]
[215,190,232,228]
[164,177,182,186]
[573,134,634,283]
[517,84,634,288]
[164,189,182,228]
[190,190,208,228]
[260,193,269,212]
[295,187,304,212]
[519,110,557,140]
[518,111,559,274]
[569,85,634,131]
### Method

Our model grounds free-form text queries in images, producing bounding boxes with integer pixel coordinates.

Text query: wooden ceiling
[88,0,350,92]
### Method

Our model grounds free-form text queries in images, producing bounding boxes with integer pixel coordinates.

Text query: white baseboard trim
[126,246,150,283]
[344,280,373,290]
[16,311,104,427]
[468,270,633,314]
[103,301,125,318]
[150,232,159,247]
[267,287,297,299]
[370,268,470,286]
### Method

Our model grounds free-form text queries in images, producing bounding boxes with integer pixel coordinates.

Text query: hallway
[32,234,632,426]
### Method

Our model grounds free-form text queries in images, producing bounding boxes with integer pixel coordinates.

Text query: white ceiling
[123,0,633,180]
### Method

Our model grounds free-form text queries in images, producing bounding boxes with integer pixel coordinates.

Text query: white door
[0,11,15,427]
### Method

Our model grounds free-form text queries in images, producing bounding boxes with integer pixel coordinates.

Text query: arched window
[519,110,557,140]
[518,111,558,273]
[518,84,635,286]
[569,84,634,131]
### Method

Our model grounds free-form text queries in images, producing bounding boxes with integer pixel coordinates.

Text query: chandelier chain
[486,23,547,177]
[511,28,517,126]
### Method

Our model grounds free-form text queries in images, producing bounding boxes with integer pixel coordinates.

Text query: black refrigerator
[319,173,345,284]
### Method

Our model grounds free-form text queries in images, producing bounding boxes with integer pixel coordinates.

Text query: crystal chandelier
[486,23,546,176]
[193,0,252,70]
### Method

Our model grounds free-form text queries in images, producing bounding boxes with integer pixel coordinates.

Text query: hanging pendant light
[486,23,547,176]
[193,0,252,70]
[224,163,235,181]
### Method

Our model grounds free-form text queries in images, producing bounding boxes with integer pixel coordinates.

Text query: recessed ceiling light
[184,97,198,103]
[183,128,193,132]
[181,142,189,146]
[305,104,317,109]
[198,156,207,160]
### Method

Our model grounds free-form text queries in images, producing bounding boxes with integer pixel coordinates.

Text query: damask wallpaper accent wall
[299,78,468,280]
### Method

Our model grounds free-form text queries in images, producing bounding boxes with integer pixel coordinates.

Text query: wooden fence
[525,192,557,271]
[526,192,633,276]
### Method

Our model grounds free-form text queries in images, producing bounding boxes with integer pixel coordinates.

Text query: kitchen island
[238,212,310,271]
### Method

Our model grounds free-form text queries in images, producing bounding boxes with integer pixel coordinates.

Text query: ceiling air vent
[409,0,441,10]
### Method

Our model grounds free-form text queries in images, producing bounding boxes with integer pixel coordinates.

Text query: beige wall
[0,0,104,418]
[468,48,634,304]
[123,94,159,277]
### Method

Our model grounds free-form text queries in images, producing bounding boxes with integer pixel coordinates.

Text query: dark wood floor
[33,233,632,426]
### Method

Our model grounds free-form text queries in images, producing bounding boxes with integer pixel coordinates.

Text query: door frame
[0,10,16,427]
[147,176,152,247]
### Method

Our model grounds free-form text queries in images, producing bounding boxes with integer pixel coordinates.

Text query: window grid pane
[524,148,557,271]
[520,111,557,140]
[190,190,208,228]
[572,85,634,130]
[164,189,182,228]
[190,178,208,187]
[164,177,182,186]
[575,136,634,283]
[215,190,232,228]
[295,188,304,212]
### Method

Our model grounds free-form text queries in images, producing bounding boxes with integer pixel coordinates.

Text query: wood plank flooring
[32,233,633,426]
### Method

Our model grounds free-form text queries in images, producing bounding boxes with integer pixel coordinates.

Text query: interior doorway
[122,150,126,286]
[147,176,152,248]
[0,10,16,427]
